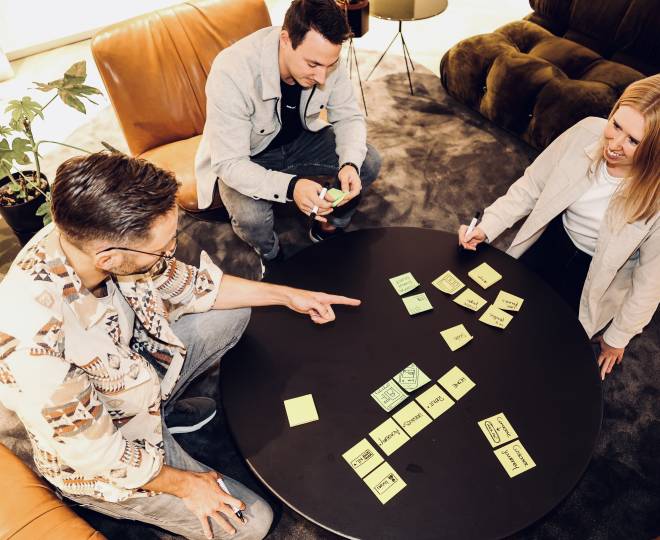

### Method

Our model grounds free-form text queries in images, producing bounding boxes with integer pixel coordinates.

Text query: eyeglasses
[96,232,178,260]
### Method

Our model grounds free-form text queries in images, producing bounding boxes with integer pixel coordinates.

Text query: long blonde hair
[605,74,660,224]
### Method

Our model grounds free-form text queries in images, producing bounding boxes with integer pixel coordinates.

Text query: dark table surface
[221,227,603,540]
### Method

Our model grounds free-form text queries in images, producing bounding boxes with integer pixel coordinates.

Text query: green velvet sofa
[440,0,659,149]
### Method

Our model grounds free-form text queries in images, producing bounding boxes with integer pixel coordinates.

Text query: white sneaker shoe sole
[168,409,217,434]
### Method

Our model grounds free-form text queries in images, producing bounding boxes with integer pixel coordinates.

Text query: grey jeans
[64,308,274,540]
[219,127,382,259]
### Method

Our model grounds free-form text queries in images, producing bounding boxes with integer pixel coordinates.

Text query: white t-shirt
[562,161,622,256]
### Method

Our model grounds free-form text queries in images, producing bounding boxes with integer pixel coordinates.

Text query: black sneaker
[309,222,345,243]
[166,397,217,434]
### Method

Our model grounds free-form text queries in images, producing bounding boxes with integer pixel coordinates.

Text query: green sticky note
[327,188,347,207]
[371,380,407,412]
[369,417,410,456]
[389,272,420,295]
[432,270,465,295]
[453,288,487,312]
[468,262,502,289]
[440,324,473,351]
[479,304,514,329]
[363,462,407,504]
[416,384,455,419]
[493,290,524,312]
[438,366,476,400]
[342,438,384,478]
[493,440,536,478]
[402,293,433,315]
[284,394,319,427]
[393,363,431,392]
[392,401,433,437]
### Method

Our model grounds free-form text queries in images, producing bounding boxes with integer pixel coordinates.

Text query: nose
[611,131,626,149]
[314,66,327,85]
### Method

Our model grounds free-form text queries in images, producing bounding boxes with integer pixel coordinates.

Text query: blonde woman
[458,74,660,380]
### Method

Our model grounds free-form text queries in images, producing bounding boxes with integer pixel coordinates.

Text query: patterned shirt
[0,225,222,502]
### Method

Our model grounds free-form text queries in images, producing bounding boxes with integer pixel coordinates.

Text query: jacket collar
[39,227,111,330]
[261,26,283,101]
[584,139,602,176]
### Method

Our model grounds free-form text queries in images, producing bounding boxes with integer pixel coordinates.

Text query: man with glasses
[0,152,360,539]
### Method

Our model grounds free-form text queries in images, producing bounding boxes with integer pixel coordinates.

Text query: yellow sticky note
[493,440,536,478]
[440,324,473,351]
[402,293,433,315]
[468,262,502,289]
[393,363,431,392]
[389,272,419,296]
[432,270,465,295]
[371,380,407,412]
[392,401,433,437]
[363,462,406,504]
[416,384,455,419]
[369,417,410,456]
[493,290,524,312]
[453,288,487,311]
[479,304,513,329]
[342,438,384,478]
[478,412,519,448]
[438,366,475,400]
[284,394,319,427]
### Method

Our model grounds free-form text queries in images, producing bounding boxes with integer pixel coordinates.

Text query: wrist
[340,162,360,175]
[287,176,300,201]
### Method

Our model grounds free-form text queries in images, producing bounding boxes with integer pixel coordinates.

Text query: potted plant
[0,61,102,245]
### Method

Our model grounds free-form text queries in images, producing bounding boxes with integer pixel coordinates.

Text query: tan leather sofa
[0,443,105,540]
[91,0,272,212]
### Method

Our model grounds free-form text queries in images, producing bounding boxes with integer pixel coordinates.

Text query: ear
[94,251,121,273]
[280,29,291,48]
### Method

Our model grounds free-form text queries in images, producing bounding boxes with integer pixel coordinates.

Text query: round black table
[221,227,602,540]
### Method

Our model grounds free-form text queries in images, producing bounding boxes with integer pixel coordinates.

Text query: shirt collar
[39,228,112,330]
[584,139,602,176]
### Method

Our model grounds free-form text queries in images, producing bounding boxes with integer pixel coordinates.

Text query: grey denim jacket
[195,26,367,209]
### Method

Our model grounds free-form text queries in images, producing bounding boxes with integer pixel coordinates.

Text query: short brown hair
[283,0,351,49]
[51,152,179,245]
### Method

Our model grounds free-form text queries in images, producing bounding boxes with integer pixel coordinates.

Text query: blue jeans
[64,308,274,540]
[219,127,382,259]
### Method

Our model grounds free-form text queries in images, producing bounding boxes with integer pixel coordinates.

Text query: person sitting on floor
[0,152,361,540]
[195,0,381,265]
[457,74,660,380]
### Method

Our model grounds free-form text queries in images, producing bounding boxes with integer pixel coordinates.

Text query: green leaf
[4,97,44,124]
[60,92,86,114]
[0,125,12,137]
[36,201,50,216]
[65,61,86,80]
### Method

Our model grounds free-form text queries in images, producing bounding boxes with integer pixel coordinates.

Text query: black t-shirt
[264,79,304,152]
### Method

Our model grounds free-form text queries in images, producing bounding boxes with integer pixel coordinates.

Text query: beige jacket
[479,117,659,348]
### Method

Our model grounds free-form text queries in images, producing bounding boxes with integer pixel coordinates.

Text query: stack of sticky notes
[371,380,408,412]
[283,394,319,427]
[327,188,347,207]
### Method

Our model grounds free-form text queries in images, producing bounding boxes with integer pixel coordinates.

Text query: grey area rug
[0,53,658,540]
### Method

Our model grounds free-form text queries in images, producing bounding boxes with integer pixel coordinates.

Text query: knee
[242,497,273,539]
[360,144,382,187]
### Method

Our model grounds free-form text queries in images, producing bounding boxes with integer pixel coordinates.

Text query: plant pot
[0,172,49,246]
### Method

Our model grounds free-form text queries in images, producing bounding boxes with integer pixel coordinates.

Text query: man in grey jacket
[195,0,381,262]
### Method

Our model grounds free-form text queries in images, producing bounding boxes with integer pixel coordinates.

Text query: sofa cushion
[440,20,644,149]
[0,444,104,540]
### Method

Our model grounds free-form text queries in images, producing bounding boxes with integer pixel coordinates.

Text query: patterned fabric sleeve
[3,336,163,497]
[152,251,223,322]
